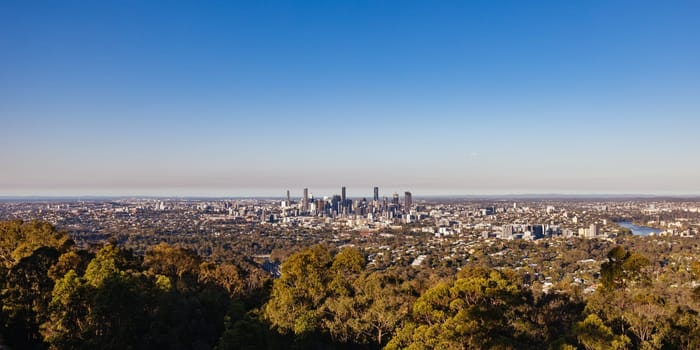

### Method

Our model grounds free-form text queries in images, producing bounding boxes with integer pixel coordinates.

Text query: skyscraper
[332,194,342,215]
[286,190,291,203]
[392,193,400,205]
[404,191,412,209]
[373,187,379,201]
[341,186,346,202]
[302,188,308,211]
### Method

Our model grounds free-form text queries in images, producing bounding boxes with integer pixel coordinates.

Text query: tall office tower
[332,195,342,215]
[302,188,308,211]
[373,187,379,201]
[392,193,400,205]
[404,191,412,209]
[341,186,346,203]
[286,190,291,203]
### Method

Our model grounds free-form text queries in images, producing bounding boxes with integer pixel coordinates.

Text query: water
[618,221,662,236]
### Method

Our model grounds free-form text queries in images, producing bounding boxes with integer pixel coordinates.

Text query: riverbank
[618,221,662,236]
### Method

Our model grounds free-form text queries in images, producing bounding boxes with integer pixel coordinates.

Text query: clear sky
[1,1,699,197]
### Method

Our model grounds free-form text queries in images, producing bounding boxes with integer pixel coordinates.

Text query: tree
[354,272,412,346]
[664,307,700,350]
[48,250,93,281]
[692,261,700,302]
[73,244,152,349]
[145,243,201,278]
[321,247,367,343]
[264,245,332,336]
[2,246,60,349]
[41,269,90,349]
[529,292,585,346]
[623,293,668,349]
[600,246,649,291]
[0,220,70,268]
[574,314,630,350]
[199,262,246,298]
[386,267,536,350]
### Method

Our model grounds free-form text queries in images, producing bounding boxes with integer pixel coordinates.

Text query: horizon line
[2,192,700,201]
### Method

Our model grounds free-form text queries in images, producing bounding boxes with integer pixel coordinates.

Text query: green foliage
[145,243,201,278]
[387,267,537,349]
[0,220,274,350]
[264,244,332,336]
[574,314,631,350]
[47,250,93,281]
[263,245,415,348]
[600,246,650,291]
[331,247,366,275]
[215,312,270,350]
[532,292,586,348]
[0,220,698,350]
[2,246,60,348]
[199,262,246,298]
[323,271,413,346]
[42,269,88,348]
[692,261,700,279]
[0,220,70,267]
[664,307,700,349]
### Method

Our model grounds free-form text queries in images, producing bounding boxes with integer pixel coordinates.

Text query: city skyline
[2,1,700,196]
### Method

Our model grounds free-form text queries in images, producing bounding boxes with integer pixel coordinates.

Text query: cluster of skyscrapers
[280,187,413,218]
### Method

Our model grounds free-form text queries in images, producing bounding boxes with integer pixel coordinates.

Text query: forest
[0,219,699,350]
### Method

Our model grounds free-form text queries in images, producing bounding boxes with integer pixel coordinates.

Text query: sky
[1,1,699,197]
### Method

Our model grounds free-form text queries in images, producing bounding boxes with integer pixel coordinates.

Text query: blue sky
[1,1,699,197]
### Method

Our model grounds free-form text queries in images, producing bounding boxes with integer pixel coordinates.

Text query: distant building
[502,225,514,239]
[404,191,412,209]
[578,223,599,238]
[302,188,308,211]
[332,195,342,215]
[392,193,400,205]
[480,207,495,216]
[590,223,599,237]
[373,187,379,201]
[531,224,544,239]
[411,255,427,267]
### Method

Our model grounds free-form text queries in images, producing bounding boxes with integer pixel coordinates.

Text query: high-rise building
[341,186,346,202]
[404,191,412,209]
[332,195,342,215]
[286,190,291,203]
[373,187,379,201]
[302,188,308,211]
[392,193,400,205]
[502,225,514,239]
[589,223,599,237]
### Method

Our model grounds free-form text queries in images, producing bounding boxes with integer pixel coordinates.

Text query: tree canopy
[0,220,698,350]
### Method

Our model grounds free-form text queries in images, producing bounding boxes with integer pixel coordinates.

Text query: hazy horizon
[2,1,699,196]
[1,187,700,200]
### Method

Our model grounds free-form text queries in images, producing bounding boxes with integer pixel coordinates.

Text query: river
[618,221,662,236]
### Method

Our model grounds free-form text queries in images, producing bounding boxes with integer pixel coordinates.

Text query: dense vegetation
[0,219,699,349]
